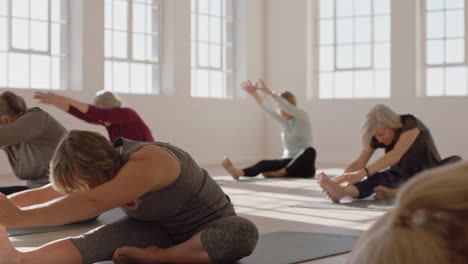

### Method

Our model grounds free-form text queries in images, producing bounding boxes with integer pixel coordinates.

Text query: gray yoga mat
[95,231,358,264]
[8,208,126,236]
[293,197,394,211]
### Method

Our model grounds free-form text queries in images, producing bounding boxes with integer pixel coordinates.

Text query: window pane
[9,53,29,88]
[0,17,6,51]
[319,46,334,71]
[320,19,334,45]
[355,0,371,16]
[426,0,444,10]
[198,42,209,66]
[148,6,159,34]
[12,0,29,18]
[374,0,390,14]
[210,0,221,16]
[133,33,146,60]
[113,62,129,93]
[445,10,464,38]
[445,0,464,9]
[113,0,128,31]
[355,44,371,67]
[210,17,221,43]
[319,0,334,18]
[426,11,444,39]
[199,0,210,14]
[336,18,354,44]
[334,71,353,98]
[445,67,467,95]
[210,44,221,68]
[30,21,49,51]
[131,63,146,94]
[210,70,224,98]
[426,67,444,96]
[133,3,146,33]
[337,45,353,68]
[30,0,48,20]
[105,29,112,57]
[198,15,210,42]
[0,0,7,16]
[51,57,60,90]
[51,0,61,21]
[147,34,159,61]
[374,15,390,42]
[0,52,6,87]
[147,64,155,93]
[105,61,113,91]
[31,55,51,89]
[355,17,371,43]
[319,72,334,98]
[225,46,233,70]
[374,43,390,69]
[354,70,373,97]
[225,19,234,44]
[374,70,390,97]
[336,0,353,17]
[105,0,112,28]
[113,31,127,58]
[445,39,464,63]
[12,18,29,49]
[426,40,444,64]
[195,69,210,97]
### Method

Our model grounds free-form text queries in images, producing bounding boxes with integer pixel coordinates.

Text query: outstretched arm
[34,92,89,113]
[257,79,306,118]
[241,80,263,104]
[7,184,64,208]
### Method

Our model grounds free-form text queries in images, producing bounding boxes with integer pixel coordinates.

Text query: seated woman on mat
[346,161,468,264]
[0,91,67,196]
[223,79,316,179]
[318,104,461,203]
[0,130,258,264]
[34,90,153,142]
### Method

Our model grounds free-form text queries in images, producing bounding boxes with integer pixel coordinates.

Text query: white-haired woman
[34,90,153,142]
[346,161,468,264]
[318,104,460,203]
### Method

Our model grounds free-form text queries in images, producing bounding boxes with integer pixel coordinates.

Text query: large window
[191,0,234,98]
[316,0,391,99]
[105,0,161,94]
[423,0,467,96]
[0,0,69,90]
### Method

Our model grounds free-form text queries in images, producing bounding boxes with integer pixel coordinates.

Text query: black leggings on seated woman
[242,147,316,178]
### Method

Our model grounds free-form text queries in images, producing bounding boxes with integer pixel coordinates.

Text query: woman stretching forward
[318,104,460,203]
[0,131,258,263]
[223,80,316,179]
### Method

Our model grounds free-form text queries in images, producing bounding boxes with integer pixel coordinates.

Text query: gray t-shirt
[371,114,441,181]
[260,96,312,158]
[115,138,236,241]
[0,107,67,188]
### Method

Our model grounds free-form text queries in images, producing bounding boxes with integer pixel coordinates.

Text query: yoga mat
[8,208,126,237]
[94,231,358,264]
[292,197,394,211]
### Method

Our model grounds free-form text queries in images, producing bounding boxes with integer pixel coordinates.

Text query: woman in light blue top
[223,79,316,179]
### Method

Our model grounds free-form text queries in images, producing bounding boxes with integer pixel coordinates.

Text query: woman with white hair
[346,161,468,264]
[318,104,460,203]
[34,90,153,142]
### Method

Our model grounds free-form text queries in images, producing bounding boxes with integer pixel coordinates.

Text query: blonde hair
[0,91,27,116]
[50,130,121,193]
[92,90,122,109]
[280,91,296,106]
[348,161,468,264]
[361,104,403,147]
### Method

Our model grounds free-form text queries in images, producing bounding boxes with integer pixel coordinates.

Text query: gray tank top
[114,138,236,238]
[371,114,441,181]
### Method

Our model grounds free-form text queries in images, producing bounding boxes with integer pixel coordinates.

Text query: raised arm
[0,145,180,228]
[241,80,263,104]
[34,92,89,113]
[334,128,421,184]
[258,79,305,118]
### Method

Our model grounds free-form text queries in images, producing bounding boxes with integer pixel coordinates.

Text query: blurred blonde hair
[92,90,122,109]
[348,161,468,264]
[280,91,296,106]
[361,104,403,147]
[50,130,121,193]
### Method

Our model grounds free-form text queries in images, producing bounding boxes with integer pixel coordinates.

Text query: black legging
[242,147,316,178]
[0,185,29,195]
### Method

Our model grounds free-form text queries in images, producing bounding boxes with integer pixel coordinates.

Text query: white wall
[0,0,266,176]
[264,0,468,166]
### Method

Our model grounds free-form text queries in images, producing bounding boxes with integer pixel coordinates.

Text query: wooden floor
[6,167,385,263]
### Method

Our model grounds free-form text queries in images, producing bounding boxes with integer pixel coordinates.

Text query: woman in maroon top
[34,90,153,143]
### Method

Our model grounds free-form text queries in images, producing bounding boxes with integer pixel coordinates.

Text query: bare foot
[222,157,244,180]
[113,245,162,264]
[317,173,345,203]
[373,186,397,200]
[0,225,21,264]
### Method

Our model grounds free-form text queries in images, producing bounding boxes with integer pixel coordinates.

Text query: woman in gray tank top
[0,130,258,264]
[0,91,67,195]
[317,104,461,203]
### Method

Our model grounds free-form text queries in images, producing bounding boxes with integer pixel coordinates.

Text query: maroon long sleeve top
[68,105,154,143]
